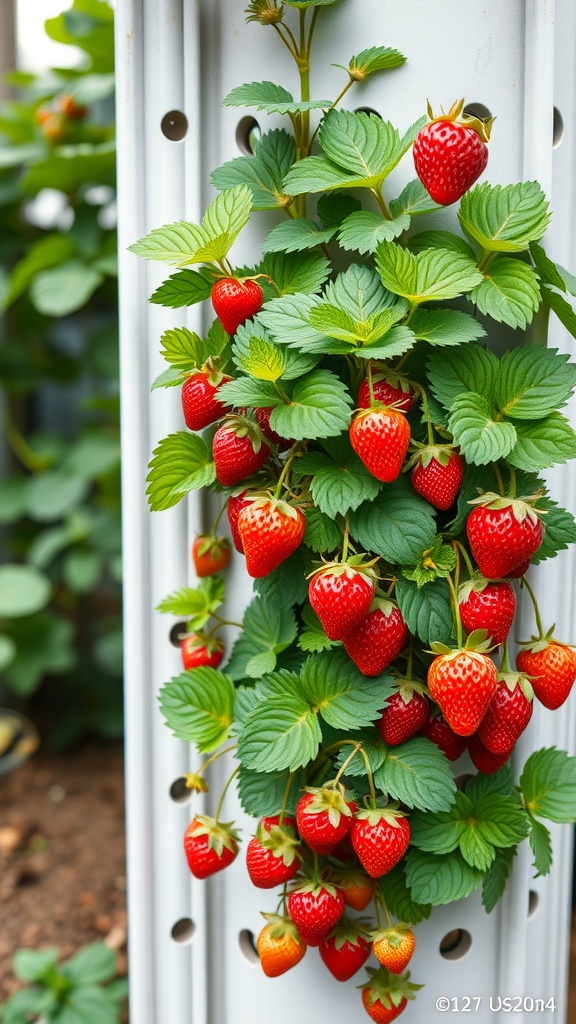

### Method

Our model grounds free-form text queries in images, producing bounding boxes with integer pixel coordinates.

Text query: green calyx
[360,966,422,1007]
[497,670,534,702]
[256,820,301,864]
[467,491,545,525]
[249,496,303,521]
[288,877,340,899]
[245,0,285,25]
[221,412,268,451]
[392,678,429,704]
[429,629,493,656]
[458,572,492,603]
[327,917,371,949]
[184,772,209,794]
[301,785,354,826]
[190,815,240,855]
[517,626,574,654]
[405,442,458,472]
[355,804,407,827]
[308,556,378,584]
[426,98,494,143]
[402,535,457,588]
[182,632,224,656]
[371,923,413,947]
[260,913,301,942]
[194,534,231,558]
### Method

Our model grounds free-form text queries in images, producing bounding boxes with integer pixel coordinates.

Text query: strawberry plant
[130,0,576,1016]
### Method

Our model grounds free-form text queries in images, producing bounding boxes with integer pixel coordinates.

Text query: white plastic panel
[115,1,576,1021]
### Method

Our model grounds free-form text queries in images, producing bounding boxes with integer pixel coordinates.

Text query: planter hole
[528,890,540,918]
[169,621,187,647]
[171,918,195,944]
[236,117,261,155]
[161,110,188,141]
[462,102,493,122]
[355,107,382,120]
[170,777,191,804]
[238,929,260,965]
[439,928,472,960]
[553,107,564,149]
[454,773,474,791]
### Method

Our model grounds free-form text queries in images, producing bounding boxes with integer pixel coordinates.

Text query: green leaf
[237,766,303,818]
[298,601,339,650]
[472,794,530,847]
[378,864,432,925]
[2,612,75,696]
[14,947,59,982]
[269,369,353,440]
[408,229,476,258]
[405,849,483,905]
[374,738,456,812]
[25,470,89,521]
[63,943,117,985]
[234,333,286,381]
[448,392,517,465]
[300,650,395,731]
[296,436,382,517]
[151,367,188,391]
[410,308,486,347]
[324,263,400,320]
[348,46,406,77]
[254,547,310,610]
[159,668,235,751]
[506,412,576,472]
[308,304,407,347]
[0,565,51,618]
[261,250,331,295]
[129,221,209,266]
[63,549,102,594]
[263,218,336,253]
[238,684,321,772]
[390,180,443,218]
[157,577,224,631]
[30,260,104,316]
[222,80,330,115]
[225,598,297,681]
[376,243,483,303]
[349,481,437,565]
[159,326,214,370]
[482,846,516,912]
[259,293,324,348]
[0,634,16,671]
[218,376,280,408]
[520,747,576,823]
[466,763,513,803]
[471,257,541,330]
[395,577,454,646]
[459,181,551,252]
[147,433,215,511]
[495,345,576,419]
[2,988,56,1024]
[316,193,363,228]
[529,241,566,290]
[529,818,553,877]
[338,211,410,255]
[542,284,576,339]
[211,129,296,210]
[531,499,576,564]
[57,985,119,1024]
[409,804,465,856]
[150,268,214,308]
[2,233,76,310]
[427,344,499,410]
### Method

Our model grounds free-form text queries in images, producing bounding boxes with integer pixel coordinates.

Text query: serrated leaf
[262,250,331,295]
[263,218,336,253]
[520,747,576,823]
[348,46,406,77]
[147,433,215,511]
[405,848,483,905]
[259,293,324,348]
[410,309,486,347]
[324,263,399,320]
[304,509,342,552]
[338,211,410,255]
[482,846,516,912]
[238,693,321,772]
[471,257,541,329]
[269,369,353,440]
[375,738,457,812]
[459,181,551,252]
[408,229,476,258]
[159,325,225,370]
[159,668,235,751]
[427,344,499,410]
[542,284,576,339]
[129,221,211,266]
[225,598,297,681]
[494,345,576,419]
[201,183,253,249]
[506,412,576,471]
[222,80,330,115]
[218,377,280,408]
[378,864,432,925]
[529,819,553,877]
[448,393,517,465]
[296,436,382,517]
[459,828,496,871]
[390,180,443,218]
[150,267,214,308]
[529,242,566,290]
[473,794,530,848]
[152,367,185,390]
[300,650,395,731]
[254,547,310,610]
[409,805,464,855]
[157,577,224,630]
[531,500,576,564]
[376,243,483,303]
[349,480,437,565]
[237,766,303,818]
[395,577,454,646]
[235,334,286,381]
[308,303,406,346]
[317,193,363,228]
[298,602,339,652]
[466,763,513,803]
[211,128,296,210]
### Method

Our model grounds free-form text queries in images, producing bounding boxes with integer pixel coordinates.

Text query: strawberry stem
[417,385,435,446]
[367,359,376,406]
[273,442,303,500]
[342,515,351,562]
[272,21,299,59]
[307,77,355,153]
[493,461,505,497]
[199,744,239,776]
[447,572,464,648]
[279,770,297,825]
[508,464,517,499]
[501,640,511,673]
[452,539,474,578]
[214,764,240,822]
[211,501,228,535]
[520,575,545,639]
[332,742,362,786]
[371,187,392,220]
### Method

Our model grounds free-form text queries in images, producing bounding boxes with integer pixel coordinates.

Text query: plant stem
[508,464,517,499]
[273,442,303,500]
[307,77,354,153]
[501,640,511,673]
[370,188,392,220]
[341,515,350,562]
[5,412,50,472]
[452,539,475,578]
[521,575,545,639]
[367,359,376,406]
[418,386,435,446]
[447,572,463,648]
[493,461,505,497]
[272,22,298,59]
[332,742,361,785]
[199,744,238,775]
[214,765,240,821]
[210,501,228,536]
[279,771,296,825]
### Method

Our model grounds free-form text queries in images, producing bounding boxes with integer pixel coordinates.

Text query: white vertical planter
[115,1,576,1021]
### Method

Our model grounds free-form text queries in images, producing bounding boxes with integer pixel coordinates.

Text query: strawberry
[256,407,291,450]
[246,815,301,889]
[351,807,410,879]
[458,575,517,646]
[343,599,408,677]
[413,99,492,205]
[466,495,544,579]
[339,871,376,912]
[517,640,576,710]
[468,733,512,774]
[181,371,231,431]
[183,815,239,878]
[308,564,375,641]
[295,788,354,855]
[238,498,306,577]
[361,967,421,1023]
[507,559,531,579]
[319,921,371,981]
[211,277,263,335]
[358,375,413,413]
[192,534,231,577]
[57,94,88,120]
[377,681,429,746]
[180,633,224,670]
[419,713,467,761]
[287,882,345,946]
[372,925,415,975]
[212,415,270,486]
[256,914,306,977]
[349,408,410,483]
[227,490,253,553]
[410,446,464,511]
[477,673,534,754]
[427,647,497,736]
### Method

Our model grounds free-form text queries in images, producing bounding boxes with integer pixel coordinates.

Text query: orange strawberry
[361,967,421,1022]
[517,640,576,710]
[339,871,376,912]
[372,925,415,974]
[256,914,306,976]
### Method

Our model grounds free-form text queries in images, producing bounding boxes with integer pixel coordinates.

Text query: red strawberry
[256,407,291,450]
[361,966,421,1023]
[181,371,231,431]
[358,375,413,413]
[427,648,498,736]
[212,415,270,486]
[419,713,467,761]
[468,733,512,774]
[192,534,231,577]
[319,922,371,981]
[180,634,224,670]
[477,674,534,755]
[257,914,306,977]
[410,447,464,511]
[246,816,301,889]
[349,408,410,483]
[308,564,375,641]
[413,99,492,205]
[377,682,429,746]
[458,576,517,645]
[296,788,354,855]
[238,498,305,577]
[351,808,410,879]
[183,815,239,879]
[287,882,345,946]
[227,490,253,553]
[343,600,408,677]
[211,277,263,335]
[339,871,376,912]
[507,559,531,579]
[372,926,415,975]
[516,640,576,710]
[362,991,407,1024]
[466,496,544,579]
